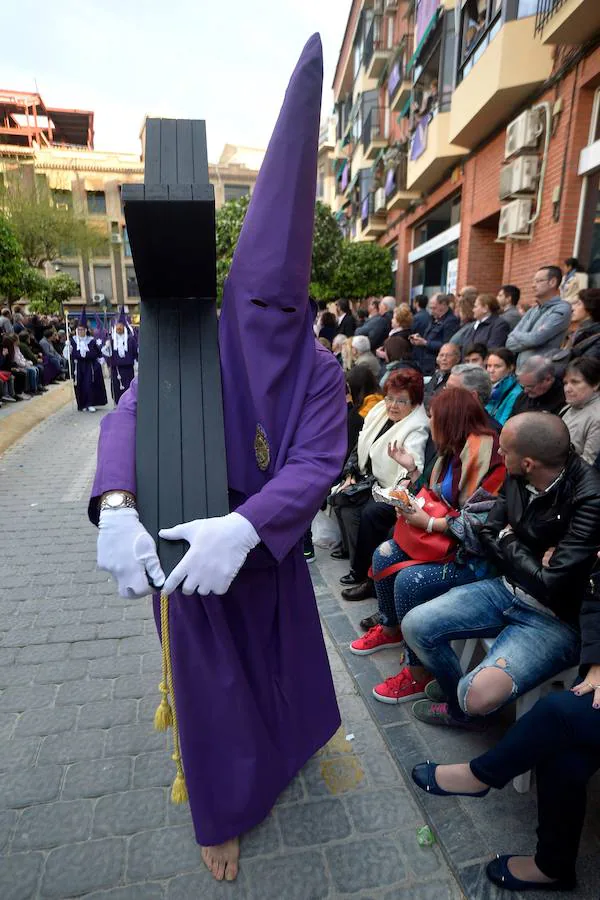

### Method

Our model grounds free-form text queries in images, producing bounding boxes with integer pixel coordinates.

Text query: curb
[0,382,73,456]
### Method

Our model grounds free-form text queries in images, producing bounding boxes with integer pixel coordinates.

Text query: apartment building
[331,0,600,302]
[0,90,263,311]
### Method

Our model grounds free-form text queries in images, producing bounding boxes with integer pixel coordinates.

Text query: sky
[2,0,351,163]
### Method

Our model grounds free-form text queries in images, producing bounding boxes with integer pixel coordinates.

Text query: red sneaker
[373,667,433,704]
[350,624,403,656]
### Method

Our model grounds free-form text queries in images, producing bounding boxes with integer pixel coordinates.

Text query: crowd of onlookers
[0,307,70,406]
[311,259,600,893]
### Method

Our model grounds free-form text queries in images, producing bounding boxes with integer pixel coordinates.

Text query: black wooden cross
[123,118,229,576]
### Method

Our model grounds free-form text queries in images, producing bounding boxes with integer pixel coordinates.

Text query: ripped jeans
[372,539,479,666]
[402,576,581,719]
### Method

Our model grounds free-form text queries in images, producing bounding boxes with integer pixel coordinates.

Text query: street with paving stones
[1,401,599,900]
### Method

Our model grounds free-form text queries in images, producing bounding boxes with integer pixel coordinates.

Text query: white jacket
[357,401,430,488]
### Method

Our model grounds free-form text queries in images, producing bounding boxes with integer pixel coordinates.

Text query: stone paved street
[0,403,463,900]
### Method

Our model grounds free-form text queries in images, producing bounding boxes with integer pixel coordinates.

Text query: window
[87,190,106,215]
[93,264,112,300]
[317,165,325,200]
[126,266,139,297]
[123,226,132,258]
[517,0,537,16]
[52,189,72,209]
[458,0,503,82]
[223,184,250,203]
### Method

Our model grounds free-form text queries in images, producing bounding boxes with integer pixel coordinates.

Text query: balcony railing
[384,156,408,199]
[388,59,403,101]
[364,16,390,74]
[535,0,568,33]
[362,108,386,154]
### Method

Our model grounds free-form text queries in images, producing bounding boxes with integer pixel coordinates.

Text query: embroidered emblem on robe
[255,424,270,471]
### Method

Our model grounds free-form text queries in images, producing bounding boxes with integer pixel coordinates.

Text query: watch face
[108,493,125,507]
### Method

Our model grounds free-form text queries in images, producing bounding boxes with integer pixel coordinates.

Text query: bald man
[402,412,600,730]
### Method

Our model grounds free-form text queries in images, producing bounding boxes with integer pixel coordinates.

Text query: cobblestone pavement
[0,404,463,900]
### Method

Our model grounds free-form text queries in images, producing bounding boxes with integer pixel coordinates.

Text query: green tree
[0,166,107,269]
[27,273,79,315]
[215,195,343,302]
[332,242,393,300]
[0,215,27,303]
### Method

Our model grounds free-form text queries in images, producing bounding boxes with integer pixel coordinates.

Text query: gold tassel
[153,684,172,732]
[158,592,188,804]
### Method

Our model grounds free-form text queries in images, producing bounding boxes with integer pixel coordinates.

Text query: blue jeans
[402,576,581,717]
[372,539,480,666]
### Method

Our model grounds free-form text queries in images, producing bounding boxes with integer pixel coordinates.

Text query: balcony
[449,16,553,149]
[362,108,388,160]
[535,0,600,44]
[385,156,420,211]
[361,190,387,239]
[364,17,393,81]
[407,111,468,193]
[388,58,412,114]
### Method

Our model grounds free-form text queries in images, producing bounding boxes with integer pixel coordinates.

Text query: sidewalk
[0,381,72,455]
[0,405,463,900]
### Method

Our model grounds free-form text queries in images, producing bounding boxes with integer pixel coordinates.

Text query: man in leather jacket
[402,412,600,729]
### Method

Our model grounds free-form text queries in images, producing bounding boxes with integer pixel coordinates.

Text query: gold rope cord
[155,592,188,804]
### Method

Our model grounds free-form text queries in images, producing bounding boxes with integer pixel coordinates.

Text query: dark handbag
[329,475,376,507]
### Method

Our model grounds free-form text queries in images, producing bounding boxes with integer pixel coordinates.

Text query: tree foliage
[215,193,251,301]
[0,167,107,268]
[332,242,393,300]
[28,273,80,315]
[0,215,27,302]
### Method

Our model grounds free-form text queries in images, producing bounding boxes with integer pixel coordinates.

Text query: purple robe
[107,334,138,405]
[70,337,107,410]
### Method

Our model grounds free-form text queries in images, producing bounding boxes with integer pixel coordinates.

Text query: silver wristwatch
[100,491,137,512]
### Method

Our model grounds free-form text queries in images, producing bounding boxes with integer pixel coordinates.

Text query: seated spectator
[411,294,431,336]
[410,576,600,893]
[551,288,600,372]
[347,365,383,419]
[335,298,356,337]
[330,370,430,600]
[485,347,522,426]
[512,355,565,416]
[1,336,30,399]
[380,335,418,389]
[560,256,588,305]
[497,284,521,332]
[349,388,505,703]
[560,357,600,465]
[450,293,476,354]
[351,335,381,379]
[318,311,337,345]
[506,265,571,367]
[389,304,413,340]
[446,362,499,432]
[460,293,510,351]
[409,293,460,375]
[332,334,346,367]
[355,297,393,351]
[402,413,600,729]
[8,333,43,396]
[41,328,69,377]
[424,342,461,410]
[0,307,14,335]
[463,343,487,367]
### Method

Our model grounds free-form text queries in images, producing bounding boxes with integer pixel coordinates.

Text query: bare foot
[434,763,489,794]
[201,837,240,882]
[507,855,557,884]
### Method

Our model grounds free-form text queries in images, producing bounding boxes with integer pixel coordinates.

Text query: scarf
[112,329,129,359]
[430,432,505,510]
[74,335,90,357]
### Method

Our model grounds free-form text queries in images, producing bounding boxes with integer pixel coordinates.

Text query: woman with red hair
[351,387,506,704]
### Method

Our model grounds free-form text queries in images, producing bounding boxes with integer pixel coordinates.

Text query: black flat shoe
[330,547,349,560]
[339,572,360,586]
[486,855,575,892]
[412,761,490,798]
[341,580,374,601]
[360,611,382,631]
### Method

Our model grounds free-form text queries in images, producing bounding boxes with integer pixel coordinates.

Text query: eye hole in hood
[251,298,268,308]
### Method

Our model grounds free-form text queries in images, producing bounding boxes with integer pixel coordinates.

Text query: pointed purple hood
[219,34,323,497]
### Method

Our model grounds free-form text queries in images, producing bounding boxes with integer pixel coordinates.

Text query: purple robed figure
[103,311,138,405]
[89,33,347,869]
[66,313,108,412]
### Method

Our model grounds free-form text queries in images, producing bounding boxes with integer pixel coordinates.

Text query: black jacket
[336,313,356,338]
[412,309,431,337]
[356,311,393,351]
[459,315,510,352]
[479,453,600,623]
[419,310,460,375]
[510,377,565,418]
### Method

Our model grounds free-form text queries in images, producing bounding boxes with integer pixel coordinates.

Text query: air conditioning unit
[110,234,122,244]
[374,187,387,213]
[499,155,539,200]
[498,198,533,239]
[92,293,105,304]
[505,110,540,160]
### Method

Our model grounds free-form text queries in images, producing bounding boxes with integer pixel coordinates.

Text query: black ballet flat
[330,547,349,560]
[412,761,490,798]
[339,572,360,586]
[486,855,575,892]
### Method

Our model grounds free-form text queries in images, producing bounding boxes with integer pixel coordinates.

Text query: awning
[334,157,347,178]
[346,171,360,194]
[407,8,441,74]
[370,148,386,171]
[398,96,412,120]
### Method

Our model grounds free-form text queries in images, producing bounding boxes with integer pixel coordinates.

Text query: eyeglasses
[385,396,411,407]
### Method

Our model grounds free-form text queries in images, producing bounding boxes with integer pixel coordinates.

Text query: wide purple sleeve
[236,351,347,563]
[88,378,138,525]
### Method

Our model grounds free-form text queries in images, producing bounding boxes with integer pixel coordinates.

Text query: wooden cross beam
[123,118,229,575]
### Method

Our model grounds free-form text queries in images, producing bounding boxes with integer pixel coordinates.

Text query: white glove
[98,508,165,598]
[160,512,260,597]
